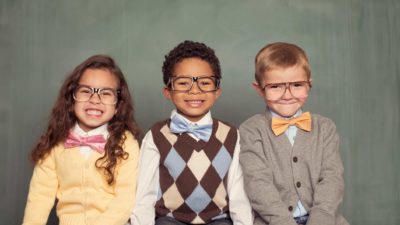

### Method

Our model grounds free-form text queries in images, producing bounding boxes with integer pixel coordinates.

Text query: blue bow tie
[169,114,213,142]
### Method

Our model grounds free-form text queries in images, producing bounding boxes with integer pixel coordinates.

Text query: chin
[281,113,297,118]
[271,107,300,118]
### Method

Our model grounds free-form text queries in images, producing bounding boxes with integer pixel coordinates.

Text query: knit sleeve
[239,116,297,225]
[307,119,345,225]
[92,132,140,225]
[22,149,58,225]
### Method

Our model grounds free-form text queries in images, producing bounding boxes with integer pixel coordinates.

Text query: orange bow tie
[271,112,312,136]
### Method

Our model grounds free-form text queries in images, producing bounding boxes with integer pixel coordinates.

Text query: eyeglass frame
[167,76,221,93]
[72,84,121,105]
[261,80,312,100]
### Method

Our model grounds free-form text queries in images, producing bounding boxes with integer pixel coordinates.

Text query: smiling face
[163,58,221,122]
[254,65,311,117]
[74,68,118,132]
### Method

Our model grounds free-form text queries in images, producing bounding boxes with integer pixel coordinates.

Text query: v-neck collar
[167,118,218,151]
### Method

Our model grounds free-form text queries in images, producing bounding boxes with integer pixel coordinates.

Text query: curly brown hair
[162,40,221,86]
[31,54,141,185]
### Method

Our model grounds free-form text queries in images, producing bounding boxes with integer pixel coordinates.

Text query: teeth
[86,109,102,116]
[186,100,203,107]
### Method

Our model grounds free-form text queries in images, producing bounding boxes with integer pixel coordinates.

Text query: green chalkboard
[1,0,399,224]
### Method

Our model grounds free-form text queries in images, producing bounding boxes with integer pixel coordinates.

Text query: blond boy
[239,42,349,225]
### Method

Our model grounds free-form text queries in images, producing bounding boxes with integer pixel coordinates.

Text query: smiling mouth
[86,109,103,116]
[276,100,299,104]
[185,100,204,107]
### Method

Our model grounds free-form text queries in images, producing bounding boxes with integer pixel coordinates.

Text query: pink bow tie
[64,131,107,153]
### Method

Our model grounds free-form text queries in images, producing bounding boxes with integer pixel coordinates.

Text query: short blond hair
[255,42,311,84]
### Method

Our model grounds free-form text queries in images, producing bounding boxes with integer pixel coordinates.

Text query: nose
[188,81,201,94]
[281,84,293,100]
[89,93,102,104]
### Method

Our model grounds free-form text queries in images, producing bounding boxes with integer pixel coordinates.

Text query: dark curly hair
[162,40,221,86]
[31,55,141,185]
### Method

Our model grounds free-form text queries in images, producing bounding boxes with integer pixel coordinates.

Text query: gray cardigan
[239,111,349,225]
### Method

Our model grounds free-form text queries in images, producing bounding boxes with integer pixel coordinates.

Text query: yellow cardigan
[22,132,139,225]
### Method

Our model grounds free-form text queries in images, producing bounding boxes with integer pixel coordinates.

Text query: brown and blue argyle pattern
[151,119,237,224]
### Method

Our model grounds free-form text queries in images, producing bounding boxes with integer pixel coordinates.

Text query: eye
[199,80,212,86]
[77,87,92,94]
[100,89,114,96]
[177,81,190,86]
[268,84,281,89]
[291,82,307,88]
[174,78,191,86]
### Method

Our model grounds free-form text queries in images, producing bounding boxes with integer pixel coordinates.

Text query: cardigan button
[288,206,293,211]
[296,181,301,188]
[293,157,298,163]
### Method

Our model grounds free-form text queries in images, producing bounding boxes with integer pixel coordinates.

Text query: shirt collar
[170,109,213,126]
[270,108,303,120]
[72,123,109,138]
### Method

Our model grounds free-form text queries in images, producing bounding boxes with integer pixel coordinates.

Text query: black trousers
[294,214,309,225]
[155,216,233,225]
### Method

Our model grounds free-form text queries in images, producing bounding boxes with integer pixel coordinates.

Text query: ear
[308,78,313,88]
[114,101,119,115]
[252,81,265,97]
[162,87,172,100]
[215,87,222,99]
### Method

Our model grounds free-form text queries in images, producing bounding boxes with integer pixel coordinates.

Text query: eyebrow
[77,84,119,90]
[171,75,216,77]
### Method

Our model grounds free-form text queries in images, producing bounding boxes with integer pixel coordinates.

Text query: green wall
[1,0,399,224]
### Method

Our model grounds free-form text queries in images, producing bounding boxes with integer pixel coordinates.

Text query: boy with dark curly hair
[130,40,252,225]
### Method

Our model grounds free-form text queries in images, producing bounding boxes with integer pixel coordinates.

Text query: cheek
[108,103,118,114]
[265,100,275,108]
[170,93,185,103]
[73,102,83,112]
[298,96,308,105]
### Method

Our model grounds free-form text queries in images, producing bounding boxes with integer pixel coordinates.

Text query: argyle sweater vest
[151,118,237,224]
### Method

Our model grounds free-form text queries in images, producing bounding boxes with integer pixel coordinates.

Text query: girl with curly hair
[22,55,141,225]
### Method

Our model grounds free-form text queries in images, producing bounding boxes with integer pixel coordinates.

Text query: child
[131,41,252,225]
[239,42,349,225]
[22,55,141,225]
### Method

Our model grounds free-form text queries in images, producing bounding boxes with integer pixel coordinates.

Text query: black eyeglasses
[73,85,120,105]
[167,76,220,92]
[262,80,311,101]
